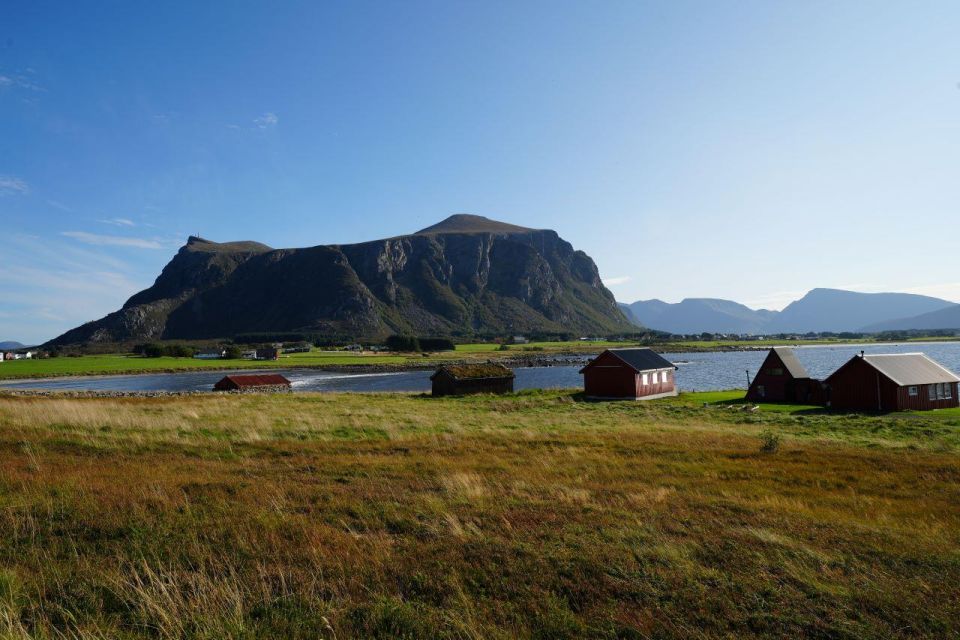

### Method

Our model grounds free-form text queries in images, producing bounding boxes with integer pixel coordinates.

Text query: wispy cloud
[226,112,279,131]
[99,217,136,227]
[0,235,158,344]
[602,276,632,287]
[0,70,44,92]
[46,200,73,212]
[60,231,164,249]
[0,176,29,195]
[253,112,278,129]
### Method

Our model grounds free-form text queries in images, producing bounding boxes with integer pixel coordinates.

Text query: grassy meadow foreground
[0,391,958,638]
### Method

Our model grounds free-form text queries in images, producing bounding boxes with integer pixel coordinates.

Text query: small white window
[661,370,669,383]
[908,386,918,397]
[651,372,659,384]
[641,373,648,385]
[937,383,946,400]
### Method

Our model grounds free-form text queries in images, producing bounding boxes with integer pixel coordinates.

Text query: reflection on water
[4,342,960,394]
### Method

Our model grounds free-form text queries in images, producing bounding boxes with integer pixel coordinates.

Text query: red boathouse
[213,374,292,391]
[580,348,677,400]
[824,352,960,412]
[746,347,821,404]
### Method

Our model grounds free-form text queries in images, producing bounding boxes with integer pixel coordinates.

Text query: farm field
[0,390,958,638]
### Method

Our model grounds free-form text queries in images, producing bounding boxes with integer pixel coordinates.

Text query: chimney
[860,350,865,358]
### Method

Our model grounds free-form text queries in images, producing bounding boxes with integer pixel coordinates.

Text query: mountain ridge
[621,288,956,334]
[862,304,960,332]
[50,215,633,345]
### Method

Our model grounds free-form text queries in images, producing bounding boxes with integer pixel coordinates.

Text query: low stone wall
[0,387,292,399]
[214,385,292,394]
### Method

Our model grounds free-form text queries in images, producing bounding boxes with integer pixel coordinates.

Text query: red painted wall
[582,351,675,399]
[746,350,793,402]
[826,357,960,411]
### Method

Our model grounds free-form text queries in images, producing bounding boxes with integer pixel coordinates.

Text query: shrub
[759,430,781,454]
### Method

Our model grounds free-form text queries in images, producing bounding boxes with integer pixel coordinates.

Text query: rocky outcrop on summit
[50,215,632,344]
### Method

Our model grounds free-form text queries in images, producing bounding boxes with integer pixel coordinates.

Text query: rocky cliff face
[50,215,632,344]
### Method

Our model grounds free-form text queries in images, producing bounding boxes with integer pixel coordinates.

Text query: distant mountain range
[863,304,960,332]
[0,341,26,350]
[50,215,633,345]
[620,288,958,334]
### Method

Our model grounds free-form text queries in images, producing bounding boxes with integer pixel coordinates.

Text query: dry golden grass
[0,391,958,638]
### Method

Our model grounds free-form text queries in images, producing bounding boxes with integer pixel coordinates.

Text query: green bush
[759,430,781,454]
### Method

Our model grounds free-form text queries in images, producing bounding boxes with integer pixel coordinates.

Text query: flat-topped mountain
[50,215,633,345]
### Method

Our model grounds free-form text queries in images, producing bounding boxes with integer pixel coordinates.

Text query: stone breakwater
[0,388,296,399]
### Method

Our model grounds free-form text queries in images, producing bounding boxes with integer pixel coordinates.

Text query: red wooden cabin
[824,352,959,412]
[746,347,822,404]
[580,348,677,400]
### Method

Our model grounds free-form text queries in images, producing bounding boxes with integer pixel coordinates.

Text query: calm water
[4,342,960,393]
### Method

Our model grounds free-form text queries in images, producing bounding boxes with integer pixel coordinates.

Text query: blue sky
[2,1,958,344]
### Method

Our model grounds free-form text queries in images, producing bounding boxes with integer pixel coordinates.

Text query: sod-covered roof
[431,363,515,381]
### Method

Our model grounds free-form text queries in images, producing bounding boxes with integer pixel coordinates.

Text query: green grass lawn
[0,350,410,379]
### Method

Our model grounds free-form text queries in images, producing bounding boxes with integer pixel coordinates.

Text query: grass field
[0,390,958,638]
[0,351,413,380]
[7,337,958,381]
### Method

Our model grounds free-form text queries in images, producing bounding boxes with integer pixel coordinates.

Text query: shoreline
[0,354,590,385]
[1,340,957,383]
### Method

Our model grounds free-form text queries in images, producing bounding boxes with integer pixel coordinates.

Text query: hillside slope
[767,288,954,333]
[624,298,775,334]
[50,215,632,345]
[862,304,960,332]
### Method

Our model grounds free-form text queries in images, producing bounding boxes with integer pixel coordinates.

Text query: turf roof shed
[430,363,515,397]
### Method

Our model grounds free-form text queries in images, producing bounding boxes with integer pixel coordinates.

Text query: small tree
[419,337,455,351]
[386,335,420,352]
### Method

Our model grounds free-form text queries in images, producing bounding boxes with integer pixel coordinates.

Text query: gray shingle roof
[605,348,675,373]
[772,347,810,379]
[861,353,960,386]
